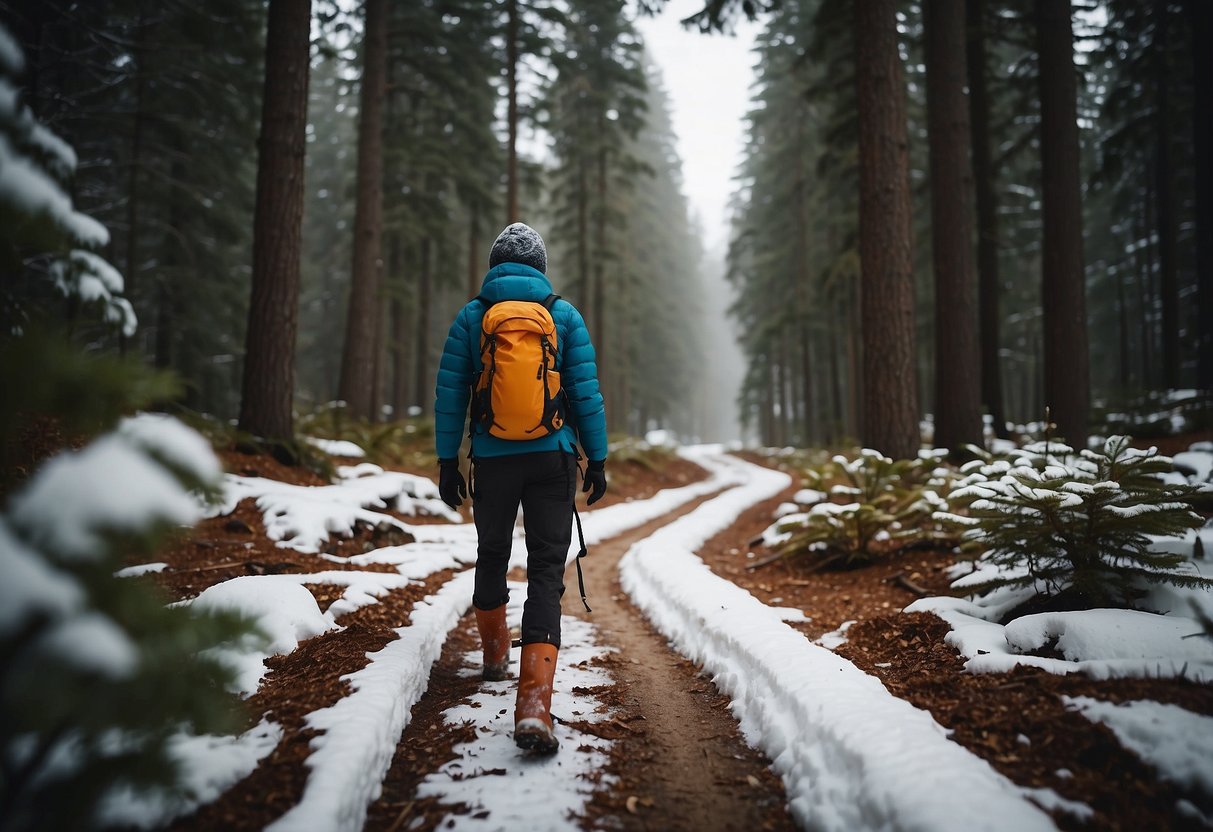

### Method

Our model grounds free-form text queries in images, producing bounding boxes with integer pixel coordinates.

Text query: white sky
[633,1,760,253]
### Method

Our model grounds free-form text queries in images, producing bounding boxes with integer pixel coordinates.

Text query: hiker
[433,222,608,753]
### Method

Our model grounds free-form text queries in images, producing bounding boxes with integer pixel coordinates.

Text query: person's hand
[438,459,466,509]
[582,459,607,506]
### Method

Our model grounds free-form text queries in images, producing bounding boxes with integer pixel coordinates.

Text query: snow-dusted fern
[758,449,958,570]
[938,436,1212,607]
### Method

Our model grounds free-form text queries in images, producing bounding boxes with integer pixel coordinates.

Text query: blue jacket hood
[478,263,555,304]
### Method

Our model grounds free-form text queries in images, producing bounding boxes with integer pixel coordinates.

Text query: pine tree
[941,436,1211,607]
[925,0,982,453]
[337,0,388,421]
[238,0,312,442]
[855,0,920,460]
[1035,0,1089,446]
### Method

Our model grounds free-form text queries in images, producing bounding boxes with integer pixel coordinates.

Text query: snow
[1174,448,1213,484]
[101,719,282,829]
[119,412,224,484]
[0,520,82,632]
[304,437,367,458]
[908,597,1213,682]
[36,611,139,679]
[0,134,109,248]
[1065,697,1213,799]
[9,430,208,561]
[268,572,475,832]
[209,466,459,554]
[115,562,168,577]
[416,596,615,830]
[0,24,22,73]
[189,571,417,695]
[621,453,1055,831]
[793,487,827,505]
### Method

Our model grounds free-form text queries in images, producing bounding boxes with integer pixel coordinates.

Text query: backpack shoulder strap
[474,295,493,308]
[542,294,560,311]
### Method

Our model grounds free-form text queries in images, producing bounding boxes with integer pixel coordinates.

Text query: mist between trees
[4,0,1210,457]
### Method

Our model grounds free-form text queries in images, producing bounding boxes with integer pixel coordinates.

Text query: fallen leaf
[626,796,640,815]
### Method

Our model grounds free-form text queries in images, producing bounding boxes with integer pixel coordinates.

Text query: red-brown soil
[695,468,1213,831]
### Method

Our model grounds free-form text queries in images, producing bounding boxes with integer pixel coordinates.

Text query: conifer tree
[1035,0,1089,447]
[855,0,919,460]
[238,0,312,442]
[337,0,387,421]
[925,0,981,453]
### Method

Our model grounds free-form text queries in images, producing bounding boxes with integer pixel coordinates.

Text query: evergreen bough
[762,449,957,570]
[938,436,1212,608]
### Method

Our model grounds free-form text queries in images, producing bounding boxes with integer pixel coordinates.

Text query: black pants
[471,451,576,647]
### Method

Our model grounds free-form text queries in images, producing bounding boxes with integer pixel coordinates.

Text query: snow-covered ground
[103,439,1213,830]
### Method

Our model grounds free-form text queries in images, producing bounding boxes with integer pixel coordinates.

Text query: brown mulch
[363,610,488,831]
[169,569,458,832]
[695,480,1213,831]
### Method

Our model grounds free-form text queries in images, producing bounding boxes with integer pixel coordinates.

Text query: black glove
[582,459,607,506]
[438,458,466,509]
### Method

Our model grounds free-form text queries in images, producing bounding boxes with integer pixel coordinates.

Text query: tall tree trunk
[926,0,981,453]
[413,238,433,415]
[1192,0,1213,393]
[593,137,608,424]
[1154,0,1180,390]
[576,111,589,300]
[855,0,919,460]
[337,0,387,420]
[237,0,311,441]
[121,1,146,357]
[1134,197,1154,387]
[1035,0,1089,446]
[506,0,519,224]
[1117,266,1130,396]
[467,201,481,299]
[966,0,1009,440]
[389,235,408,418]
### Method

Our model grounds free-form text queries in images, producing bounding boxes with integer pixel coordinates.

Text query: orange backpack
[470,294,566,440]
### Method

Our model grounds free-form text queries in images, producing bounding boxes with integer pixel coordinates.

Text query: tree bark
[1192,0,1213,393]
[506,0,519,224]
[855,0,920,460]
[467,201,481,299]
[1153,0,1179,390]
[593,138,608,427]
[412,237,433,415]
[337,0,387,420]
[237,0,311,441]
[926,0,982,453]
[389,235,408,418]
[121,1,147,357]
[1035,0,1089,446]
[966,0,1009,439]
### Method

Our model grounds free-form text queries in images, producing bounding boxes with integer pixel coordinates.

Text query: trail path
[153,447,1068,832]
[364,489,797,831]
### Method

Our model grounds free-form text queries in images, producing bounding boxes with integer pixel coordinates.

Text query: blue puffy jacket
[433,262,608,462]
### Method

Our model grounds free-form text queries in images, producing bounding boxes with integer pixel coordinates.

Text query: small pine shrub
[938,436,1212,608]
[763,449,958,570]
[1,337,258,832]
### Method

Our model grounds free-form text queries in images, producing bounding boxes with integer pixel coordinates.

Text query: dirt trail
[367,489,796,831]
[571,501,795,832]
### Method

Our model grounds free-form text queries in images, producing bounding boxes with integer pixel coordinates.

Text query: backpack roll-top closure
[471,297,566,441]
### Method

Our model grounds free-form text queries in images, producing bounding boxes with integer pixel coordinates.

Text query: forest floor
[122,441,1213,831]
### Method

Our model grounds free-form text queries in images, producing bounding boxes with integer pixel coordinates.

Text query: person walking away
[433,222,608,753]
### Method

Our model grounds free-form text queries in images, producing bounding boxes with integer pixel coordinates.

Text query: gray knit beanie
[488,222,547,274]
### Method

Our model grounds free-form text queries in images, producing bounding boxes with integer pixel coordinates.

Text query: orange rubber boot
[474,605,511,682]
[514,642,559,753]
